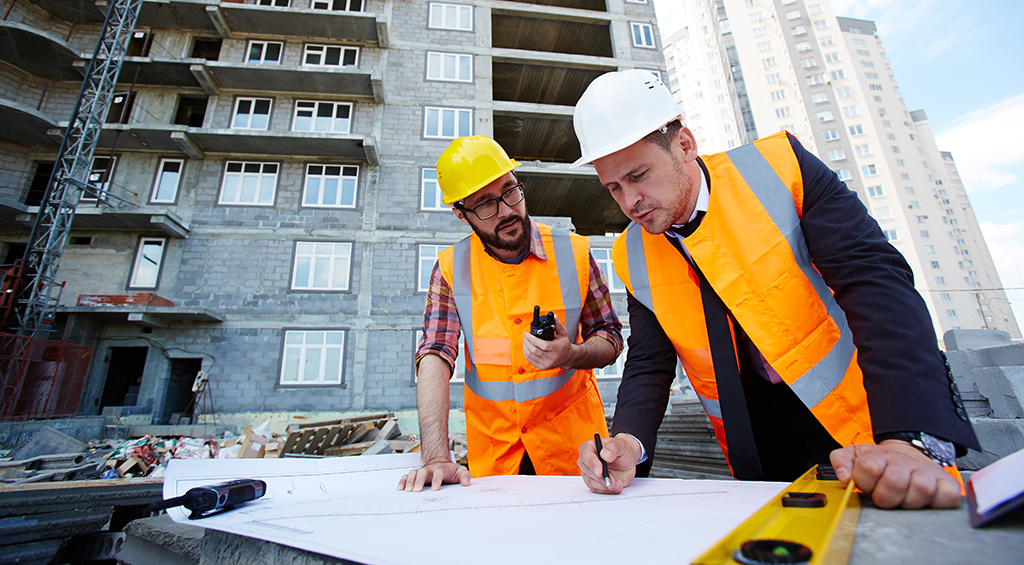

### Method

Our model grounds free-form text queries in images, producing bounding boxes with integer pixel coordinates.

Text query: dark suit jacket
[611,134,980,480]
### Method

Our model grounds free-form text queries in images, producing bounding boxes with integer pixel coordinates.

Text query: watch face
[921,433,956,465]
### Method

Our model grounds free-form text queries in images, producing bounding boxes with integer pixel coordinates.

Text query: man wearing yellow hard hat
[398,135,624,492]
[572,69,978,510]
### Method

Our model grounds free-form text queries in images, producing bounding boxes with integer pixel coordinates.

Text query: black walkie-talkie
[530,305,555,341]
[150,478,267,519]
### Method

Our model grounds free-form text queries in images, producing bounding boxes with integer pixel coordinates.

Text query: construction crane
[4,0,144,338]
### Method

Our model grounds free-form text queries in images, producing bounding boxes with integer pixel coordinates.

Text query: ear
[453,207,470,227]
[676,127,700,163]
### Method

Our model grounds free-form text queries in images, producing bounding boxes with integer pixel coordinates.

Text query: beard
[473,214,531,254]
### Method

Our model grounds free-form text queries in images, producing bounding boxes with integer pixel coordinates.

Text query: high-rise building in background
[665,0,1019,339]
[0,0,665,421]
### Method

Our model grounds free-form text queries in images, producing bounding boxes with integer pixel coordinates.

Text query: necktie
[668,210,706,239]
[663,213,764,480]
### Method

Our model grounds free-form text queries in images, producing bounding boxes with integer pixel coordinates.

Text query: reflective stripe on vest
[625,146,856,412]
[451,228,582,402]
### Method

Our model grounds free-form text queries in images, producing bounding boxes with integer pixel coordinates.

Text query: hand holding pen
[578,433,641,495]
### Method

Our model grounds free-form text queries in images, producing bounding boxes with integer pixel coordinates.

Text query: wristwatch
[875,431,956,467]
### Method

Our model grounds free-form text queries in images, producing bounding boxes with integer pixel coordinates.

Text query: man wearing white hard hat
[398,135,623,492]
[572,69,978,510]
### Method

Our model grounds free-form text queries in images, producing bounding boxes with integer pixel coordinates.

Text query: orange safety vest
[437,223,608,477]
[613,131,965,487]
[613,131,876,477]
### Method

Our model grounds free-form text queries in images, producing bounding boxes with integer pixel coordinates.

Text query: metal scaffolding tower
[14,0,144,338]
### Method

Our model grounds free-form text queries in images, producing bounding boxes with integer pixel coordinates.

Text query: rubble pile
[0,412,423,485]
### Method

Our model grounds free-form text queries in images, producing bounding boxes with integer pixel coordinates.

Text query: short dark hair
[641,119,683,153]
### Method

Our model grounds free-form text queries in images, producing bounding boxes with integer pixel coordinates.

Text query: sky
[653,0,1024,333]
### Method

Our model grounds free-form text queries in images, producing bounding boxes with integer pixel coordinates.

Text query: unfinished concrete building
[0,0,664,424]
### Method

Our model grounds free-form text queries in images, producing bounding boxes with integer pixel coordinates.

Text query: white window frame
[128,237,166,289]
[220,161,278,206]
[292,100,352,133]
[291,241,353,291]
[822,129,839,141]
[630,22,656,48]
[825,52,839,63]
[428,2,473,31]
[595,326,631,379]
[302,44,359,67]
[418,244,446,292]
[232,97,272,130]
[816,110,834,122]
[280,330,346,385]
[423,106,472,139]
[591,248,625,293]
[867,185,884,197]
[246,40,283,65]
[827,149,845,161]
[862,164,878,176]
[872,206,891,219]
[302,164,359,208]
[426,51,473,82]
[837,169,851,181]
[883,229,898,242]
[806,74,822,86]
[849,124,864,135]
[842,105,858,117]
[150,158,183,203]
[421,168,445,211]
[855,144,871,156]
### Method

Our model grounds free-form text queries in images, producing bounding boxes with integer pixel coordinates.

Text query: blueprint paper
[164,454,787,564]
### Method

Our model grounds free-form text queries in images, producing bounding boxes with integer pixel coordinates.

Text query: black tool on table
[150,478,267,519]
[530,305,555,341]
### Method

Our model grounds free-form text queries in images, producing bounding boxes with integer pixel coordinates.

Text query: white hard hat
[571,69,683,168]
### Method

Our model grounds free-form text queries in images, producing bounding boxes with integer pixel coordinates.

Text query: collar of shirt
[671,163,710,230]
[481,217,547,265]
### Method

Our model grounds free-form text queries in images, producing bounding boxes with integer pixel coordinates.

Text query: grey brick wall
[1,0,662,420]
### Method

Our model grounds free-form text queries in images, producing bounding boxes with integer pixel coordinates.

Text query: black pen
[594,433,610,488]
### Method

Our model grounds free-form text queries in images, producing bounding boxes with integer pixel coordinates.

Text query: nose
[495,196,516,219]
[622,185,642,211]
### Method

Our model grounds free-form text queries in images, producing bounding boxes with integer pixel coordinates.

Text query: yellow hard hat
[436,136,519,205]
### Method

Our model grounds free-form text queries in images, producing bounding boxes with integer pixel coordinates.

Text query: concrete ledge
[121,514,203,565]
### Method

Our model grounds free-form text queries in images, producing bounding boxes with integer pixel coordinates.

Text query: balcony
[75,57,382,99]
[26,0,106,24]
[26,1,388,46]
[0,21,82,82]
[15,205,192,238]
[492,6,612,58]
[43,123,378,163]
[0,99,60,148]
[516,166,627,237]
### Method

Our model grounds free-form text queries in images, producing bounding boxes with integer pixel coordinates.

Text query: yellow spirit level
[692,465,861,565]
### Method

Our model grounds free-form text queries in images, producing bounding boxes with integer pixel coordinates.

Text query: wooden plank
[323,441,376,457]
[297,412,394,429]
[376,419,400,441]
[328,424,355,449]
[319,426,343,452]
[277,431,302,458]
[291,430,316,455]
[304,428,330,455]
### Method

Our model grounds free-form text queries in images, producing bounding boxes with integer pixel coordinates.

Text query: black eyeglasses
[456,183,526,220]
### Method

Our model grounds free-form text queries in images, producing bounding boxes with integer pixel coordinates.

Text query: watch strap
[876,431,956,467]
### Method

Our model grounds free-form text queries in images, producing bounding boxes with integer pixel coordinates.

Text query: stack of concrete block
[944,329,1024,470]
[606,399,732,480]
